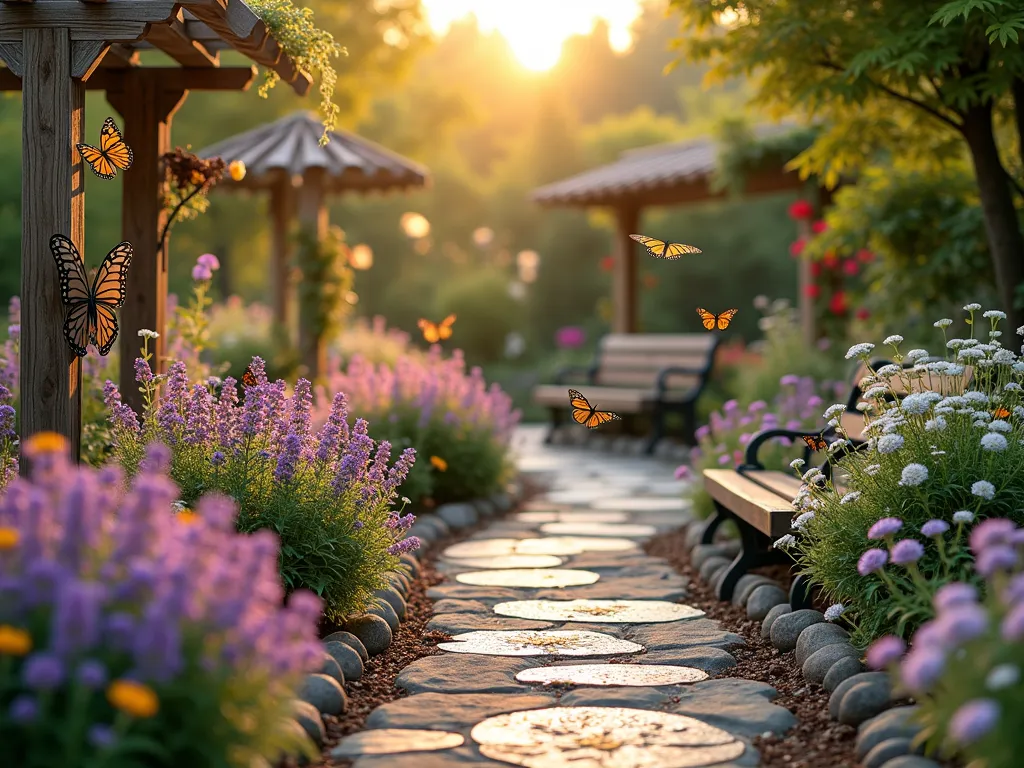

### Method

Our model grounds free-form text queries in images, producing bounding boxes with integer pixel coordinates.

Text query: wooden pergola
[531,126,822,339]
[199,110,429,379]
[0,0,310,457]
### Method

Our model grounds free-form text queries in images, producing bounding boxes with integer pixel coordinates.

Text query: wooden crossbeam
[0,64,257,91]
[98,42,138,67]
[146,9,218,67]
[0,0,178,41]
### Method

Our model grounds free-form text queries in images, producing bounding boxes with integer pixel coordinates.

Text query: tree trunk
[1013,78,1024,180]
[961,102,1024,329]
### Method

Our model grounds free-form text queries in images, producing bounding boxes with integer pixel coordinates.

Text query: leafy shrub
[865,519,1024,768]
[434,266,525,364]
[0,434,322,767]
[320,345,520,507]
[105,350,418,621]
[333,315,417,368]
[681,376,833,520]
[787,304,1024,646]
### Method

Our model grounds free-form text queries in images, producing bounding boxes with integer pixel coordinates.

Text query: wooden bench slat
[600,334,717,355]
[747,471,802,502]
[597,352,713,370]
[594,371,700,389]
[703,469,794,538]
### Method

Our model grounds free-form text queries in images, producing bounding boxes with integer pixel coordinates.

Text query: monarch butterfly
[418,314,456,343]
[801,435,829,451]
[696,307,738,331]
[993,407,1011,419]
[568,389,621,429]
[49,234,133,357]
[629,234,702,260]
[76,117,133,180]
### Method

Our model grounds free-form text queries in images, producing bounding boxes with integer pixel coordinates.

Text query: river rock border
[681,520,942,768]
[289,479,527,751]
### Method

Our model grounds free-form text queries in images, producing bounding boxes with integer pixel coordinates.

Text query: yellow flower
[0,625,32,656]
[24,431,67,456]
[0,527,18,549]
[107,680,160,718]
[176,511,198,525]
[228,160,246,182]
[430,455,448,472]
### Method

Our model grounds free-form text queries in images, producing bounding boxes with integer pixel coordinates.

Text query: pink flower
[674,465,692,481]
[866,635,905,669]
[788,199,814,220]
[554,326,586,350]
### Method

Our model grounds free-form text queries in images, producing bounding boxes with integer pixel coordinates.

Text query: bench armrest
[553,364,598,386]
[740,427,832,471]
[653,365,707,394]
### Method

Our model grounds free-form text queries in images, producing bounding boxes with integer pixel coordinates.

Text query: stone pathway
[333,426,794,767]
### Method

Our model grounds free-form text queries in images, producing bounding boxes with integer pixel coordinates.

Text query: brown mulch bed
[647,527,863,768]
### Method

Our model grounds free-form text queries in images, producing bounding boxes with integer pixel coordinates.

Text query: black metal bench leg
[644,404,665,454]
[681,400,697,446]
[698,507,727,545]
[710,503,794,602]
[544,406,563,444]
[789,573,813,610]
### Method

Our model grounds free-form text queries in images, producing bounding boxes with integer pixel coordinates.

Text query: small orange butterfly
[993,407,1011,419]
[696,307,738,331]
[418,314,456,343]
[629,234,702,260]
[801,435,828,451]
[568,389,621,429]
[240,365,258,389]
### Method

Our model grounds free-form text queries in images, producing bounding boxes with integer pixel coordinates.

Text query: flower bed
[0,434,323,767]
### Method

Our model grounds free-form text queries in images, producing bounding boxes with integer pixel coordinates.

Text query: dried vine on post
[294,224,354,381]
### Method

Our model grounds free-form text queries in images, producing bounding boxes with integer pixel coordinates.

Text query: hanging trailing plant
[246,0,345,144]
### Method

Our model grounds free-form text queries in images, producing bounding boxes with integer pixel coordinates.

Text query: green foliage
[247,0,345,142]
[435,266,524,365]
[294,225,355,350]
[714,120,820,195]
[805,165,1000,339]
[791,306,1024,647]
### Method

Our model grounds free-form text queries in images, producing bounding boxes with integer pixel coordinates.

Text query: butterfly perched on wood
[568,389,621,430]
[629,234,702,260]
[418,314,456,343]
[801,435,829,451]
[76,117,133,180]
[696,307,738,331]
[49,235,133,357]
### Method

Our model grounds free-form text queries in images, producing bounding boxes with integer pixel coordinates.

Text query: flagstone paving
[339,427,793,767]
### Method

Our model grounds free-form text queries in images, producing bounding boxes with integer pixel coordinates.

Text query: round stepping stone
[518,511,630,524]
[517,536,640,554]
[539,522,658,538]
[443,554,565,570]
[493,599,705,624]
[544,489,614,505]
[454,569,601,588]
[442,539,553,559]
[471,706,745,768]
[330,728,465,758]
[515,511,561,523]
[590,497,689,512]
[516,664,709,687]
[438,630,643,657]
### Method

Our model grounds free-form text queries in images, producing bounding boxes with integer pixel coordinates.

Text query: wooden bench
[532,333,720,453]
[699,358,974,607]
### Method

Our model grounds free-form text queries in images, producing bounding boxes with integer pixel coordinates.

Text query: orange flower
[430,456,448,472]
[107,680,160,718]
[24,432,67,456]
[0,526,18,550]
[0,625,32,656]
[176,511,199,525]
[228,160,246,182]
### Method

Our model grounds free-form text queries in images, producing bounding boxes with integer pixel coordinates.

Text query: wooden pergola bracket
[71,39,107,78]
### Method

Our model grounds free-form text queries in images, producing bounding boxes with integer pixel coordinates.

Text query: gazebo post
[296,167,328,379]
[269,178,294,331]
[19,27,88,460]
[109,71,187,412]
[612,205,640,334]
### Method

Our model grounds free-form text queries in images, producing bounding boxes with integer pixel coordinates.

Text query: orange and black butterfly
[801,435,829,451]
[629,234,702,260]
[418,314,456,343]
[49,234,133,357]
[993,407,1011,419]
[696,307,738,331]
[77,117,133,180]
[568,389,621,430]
[241,365,258,389]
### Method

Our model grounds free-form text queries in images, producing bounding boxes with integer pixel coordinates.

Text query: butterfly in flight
[49,235,133,357]
[993,407,1011,419]
[76,117,133,180]
[629,234,702,260]
[418,314,456,344]
[568,389,621,430]
[801,435,829,451]
[696,307,738,331]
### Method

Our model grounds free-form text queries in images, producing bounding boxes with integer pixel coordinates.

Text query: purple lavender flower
[76,659,108,689]
[779,374,800,387]
[51,579,106,657]
[934,583,978,612]
[387,536,421,556]
[273,432,303,484]
[196,253,220,271]
[9,695,38,724]
[134,357,153,384]
[858,548,889,575]
[22,653,65,690]
[868,517,903,540]
[191,263,213,281]
[890,539,925,565]
[900,646,946,693]
[920,519,949,538]
[1001,603,1024,640]
[949,699,1000,745]
[866,635,906,669]
[934,603,988,646]
[970,518,1017,555]
[977,545,1018,577]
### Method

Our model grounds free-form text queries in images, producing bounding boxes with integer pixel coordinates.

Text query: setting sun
[423,0,643,71]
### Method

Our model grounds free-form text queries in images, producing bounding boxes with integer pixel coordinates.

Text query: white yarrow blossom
[883,335,904,346]
[823,403,847,420]
[773,534,796,550]
[1017,325,1024,337]
[793,511,816,530]
[953,510,975,524]
[864,464,881,476]
[981,433,1008,452]
[971,480,996,500]
[905,349,930,362]
[790,458,806,470]
[845,343,876,360]
[840,491,862,505]
[989,420,1012,433]
[925,417,947,432]
[986,664,1020,691]
[901,392,940,414]
[934,318,953,329]
[864,385,889,400]
[824,604,846,622]
[877,434,905,454]
[983,310,1007,320]
[137,329,160,339]
[899,463,929,487]
[964,303,982,311]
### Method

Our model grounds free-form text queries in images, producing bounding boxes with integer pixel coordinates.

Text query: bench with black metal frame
[532,333,721,454]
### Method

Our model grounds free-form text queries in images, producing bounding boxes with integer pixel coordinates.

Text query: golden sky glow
[422,0,645,71]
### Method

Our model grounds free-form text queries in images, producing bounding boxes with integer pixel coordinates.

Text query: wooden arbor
[531,127,816,338]
[0,0,310,456]
[199,110,429,378]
